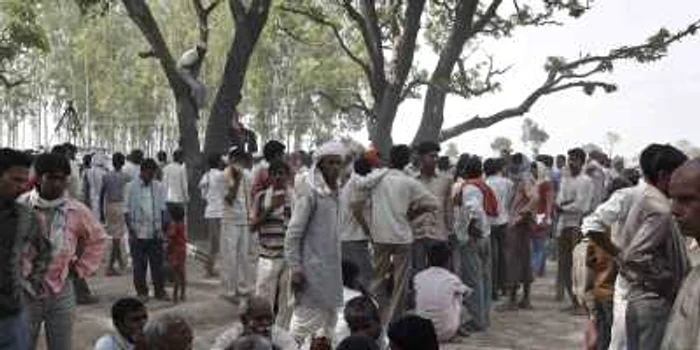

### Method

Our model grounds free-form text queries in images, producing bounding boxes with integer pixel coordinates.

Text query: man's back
[162,162,187,203]
[486,175,514,226]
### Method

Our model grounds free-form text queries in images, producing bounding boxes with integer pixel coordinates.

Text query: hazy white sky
[358,0,700,158]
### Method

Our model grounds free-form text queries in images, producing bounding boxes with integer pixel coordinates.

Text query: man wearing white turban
[285,140,346,345]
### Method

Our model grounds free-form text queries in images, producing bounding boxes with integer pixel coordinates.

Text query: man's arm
[74,207,108,279]
[581,189,629,256]
[619,213,675,289]
[284,191,313,292]
[26,210,51,295]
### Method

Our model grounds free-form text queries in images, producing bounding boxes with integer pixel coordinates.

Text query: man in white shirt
[354,145,438,326]
[484,158,514,300]
[162,149,188,218]
[94,298,148,350]
[414,242,470,342]
[123,149,143,182]
[199,153,226,277]
[341,158,374,286]
[555,148,595,311]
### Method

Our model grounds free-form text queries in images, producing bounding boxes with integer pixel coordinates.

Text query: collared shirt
[415,173,453,241]
[581,184,641,247]
[485,175,514,226]
[19,197,107,295]
[556,173,595,229]
[102,170,130,203]
[617,184,689,302]
[94,332,134,350]
[661,266,700,350]
[162,162,188,203]
[138,183,156,240]
[199,169,226,219]
[125,179,167,240]
[359,169,436,245]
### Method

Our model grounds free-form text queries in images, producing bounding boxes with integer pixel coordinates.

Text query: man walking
[162,149,188,217]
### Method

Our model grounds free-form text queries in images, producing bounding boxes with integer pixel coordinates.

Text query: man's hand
[290,269,307,293]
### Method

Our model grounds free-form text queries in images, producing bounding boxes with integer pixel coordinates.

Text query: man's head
[389,145,412,170]
[63,143,77,160]
[344,296,382,341]
[111,297,148,343]
[241,296,274,339]
[130,149,145,165]
[556,154,566,169]
[640,144,687,196]
[337,335,380,350]
[144,313,193,350]
[613,157,625,173]
[112,152,126,171]
[387,315,438,350]
[458,155,482,180]
[140,158,159,184]
[567,148,586,177]
[207,153,223,170]
[508,153,524,176]
[50,144,67,158]
[415,142,440,175]
[0,148,33,201]
[157,151,168,164]
[427,241,451,268]
[535,154,554,169]
[82,153,92,169]
[173,149,184,164]
[34,153,71,200]
[483,158,503,177]
[670,159,700,240]
[263,140,286,163]
[437,156,451,172]
[354,157,372,176]
[268,159,291,189]
[316,141,346,188]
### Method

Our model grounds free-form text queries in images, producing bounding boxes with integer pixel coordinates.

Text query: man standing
[125,159,170,302]
[162,149,188,217]
[355,145,437,326]
[484,158,514,299]
[413,142,453,273]
[199,153,226,277]
[555,148,594,311]
[94,298,149,350]
[252,140,286,196]
[0,149,51,350]
[101,152,131,276]
[123,149,144,182]
[20,153,107,350]
[661,158,700,349]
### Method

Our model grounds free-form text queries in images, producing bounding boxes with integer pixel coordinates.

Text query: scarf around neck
[27,190,68,261]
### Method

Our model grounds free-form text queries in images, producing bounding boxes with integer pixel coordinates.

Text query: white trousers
[220,221,253,298]
[289,305,338,346]
[256,257,292,328]
[608,276,629,350]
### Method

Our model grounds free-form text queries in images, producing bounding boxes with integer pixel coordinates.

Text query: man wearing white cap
[285,140,346,345]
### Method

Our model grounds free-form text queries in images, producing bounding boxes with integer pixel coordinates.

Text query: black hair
[207,153,222,169]
[111,297,145,326]
[461,155,483,179]
[263,140,286,162]
[112,152,126,170]
[83,154,92,168]
[428,241,451,267]
[50,144,67,157]
[415,141,440,155]
[454,153,471,180]
[387,315,438,350]
[337,335,380,350]
[567,148,587,163]
[34,153,71,177]
[157,151,167,163]
[535,154,554,168]
[169,205,185,222]
[483,158,503,176]
[639,144,687,184]
[390,145,412,169]
[268,159,291,175]
[130,149,144,164]
[141,158,159,171]
[173,149,184,163]
[0,148,33,175]
[437,156,451,172]
[354,157,372,176]
[511,153,524,166]
[342,260,360,290]
[344,296,381,333]
[63,143,77,154]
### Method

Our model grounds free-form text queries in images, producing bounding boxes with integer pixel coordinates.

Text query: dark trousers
[130,238,166,297]
[0,312,29,350]
[557,227,580,304]
[594,301,613,350]
[626,297,672,350]
[491,224,507,297]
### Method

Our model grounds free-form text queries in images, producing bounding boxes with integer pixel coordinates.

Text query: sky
[354,0,700,158]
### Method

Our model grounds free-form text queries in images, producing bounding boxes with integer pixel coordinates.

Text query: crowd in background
[3,137,700,350]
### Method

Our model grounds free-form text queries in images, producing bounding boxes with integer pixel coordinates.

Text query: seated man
[413,242,471,342]
[94,298,149,350]
[339,296,385,349]
[143,313,193,350]
[212,296,298,350]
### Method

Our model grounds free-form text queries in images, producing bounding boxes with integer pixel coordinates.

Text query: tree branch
[0,73,26,89]
[193,0,223,46]
[314,90,371,116]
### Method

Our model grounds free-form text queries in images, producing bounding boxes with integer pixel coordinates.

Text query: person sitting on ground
[387,315,439,350]
[336,335,380,350]
[167,205,188,303]
[94,297,149,350]
[414,241,471,342]
[212,296,298,350]
[143,313,193,350]
[341,296,385,349]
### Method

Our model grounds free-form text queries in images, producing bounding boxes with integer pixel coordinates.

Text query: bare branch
[342,0,386,98]
[0,73,26,89]
[229,0,247,23]
[315,90,371,116]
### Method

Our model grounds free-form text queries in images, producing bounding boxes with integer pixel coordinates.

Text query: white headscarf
[306,140,347,196]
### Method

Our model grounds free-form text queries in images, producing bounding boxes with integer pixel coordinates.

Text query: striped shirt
[253,189,291,259]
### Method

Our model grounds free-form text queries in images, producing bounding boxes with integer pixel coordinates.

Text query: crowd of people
[2,137,700,350]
